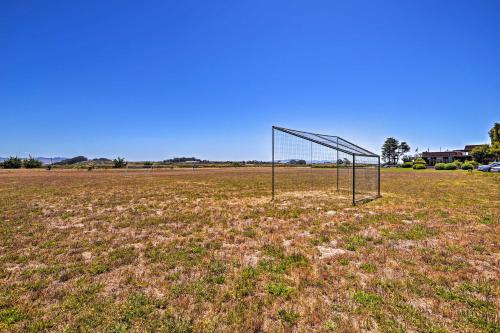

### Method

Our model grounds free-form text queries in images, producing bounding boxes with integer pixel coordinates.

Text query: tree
[382,137,399,164]
[402,155,414,163]
[471,145,492,164]
[489,122,500,145]
[2,156,23,169]
[24,156,42,169]
[113,157,127,168]
[490,142,500,161]
[398,142,411,162]
[381,138,411,164]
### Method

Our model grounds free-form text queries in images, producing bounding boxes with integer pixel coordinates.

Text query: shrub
[23,157,42,169]
[444,163,457,170]
[414,157,426,165]
[2,156,22,169]
[412,157,426,170]
[461,163,473,170]
[401,162,413,168]
[468,160,479,167]
[435,163,446,170]
[452,160,462,168]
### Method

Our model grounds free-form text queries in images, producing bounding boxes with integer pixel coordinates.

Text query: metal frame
[272,126,381,205]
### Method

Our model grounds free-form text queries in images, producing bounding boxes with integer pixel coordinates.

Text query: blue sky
[1,0,499,161]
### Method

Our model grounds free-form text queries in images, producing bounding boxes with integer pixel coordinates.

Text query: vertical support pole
[352,154,356,205]
[336,137,339,192]
[310,141,313,189]
[272,126,275,201]
[377,155,381,197]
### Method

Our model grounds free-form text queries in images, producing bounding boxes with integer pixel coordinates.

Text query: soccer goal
[272,126,381,205]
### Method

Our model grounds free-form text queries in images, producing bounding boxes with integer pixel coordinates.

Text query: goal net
[272,126,380,205]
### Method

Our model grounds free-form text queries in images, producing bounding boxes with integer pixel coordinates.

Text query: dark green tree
[23,156,42,168]
[471,145,492,164]
[489,122,500,145]
[382,138,410,164]
[3,156,23,169]
[382,137,399,164]
[399,142,411,160]
[490,142,500,161]
[113,157,127,168]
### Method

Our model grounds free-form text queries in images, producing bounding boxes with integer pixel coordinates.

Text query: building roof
[422,151,464,157]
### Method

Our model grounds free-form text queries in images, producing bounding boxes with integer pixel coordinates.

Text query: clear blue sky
[1,0,499,161]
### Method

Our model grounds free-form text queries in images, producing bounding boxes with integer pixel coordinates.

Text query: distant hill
[54,156,88,165]
[35,157,68,165]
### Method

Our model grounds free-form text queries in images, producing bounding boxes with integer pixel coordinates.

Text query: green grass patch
[266,282,293,297]
[353,291,382,309]
[345,235,367,251]
[383,224,436,241]
[278,308,300,326]
[360,263,377,273]
[0,307,24,327]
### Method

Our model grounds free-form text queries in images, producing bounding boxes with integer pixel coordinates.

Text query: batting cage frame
[272,126,381,205]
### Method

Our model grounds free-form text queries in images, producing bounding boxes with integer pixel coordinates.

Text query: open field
[0,168,498,332]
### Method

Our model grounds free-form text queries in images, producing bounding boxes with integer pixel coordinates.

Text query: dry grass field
[0,168,498,332]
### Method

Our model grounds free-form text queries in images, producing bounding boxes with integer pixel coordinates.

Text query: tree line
[0,156,128,169]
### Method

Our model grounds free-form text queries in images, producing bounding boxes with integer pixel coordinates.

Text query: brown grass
[0,167,498,332]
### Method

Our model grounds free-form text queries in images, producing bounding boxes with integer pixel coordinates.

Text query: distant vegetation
[164,157,202,163]
[1,156,23,169]
[113,157,127,168]
[0,156,42,169]
[288,159,307,165]
[23,156,42,169]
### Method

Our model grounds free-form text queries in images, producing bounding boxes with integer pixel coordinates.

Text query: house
[422,150,464,165]
[421,144,488,165]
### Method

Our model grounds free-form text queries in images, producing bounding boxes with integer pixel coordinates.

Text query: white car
[491,165,500,172]
[478,162,500,172]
